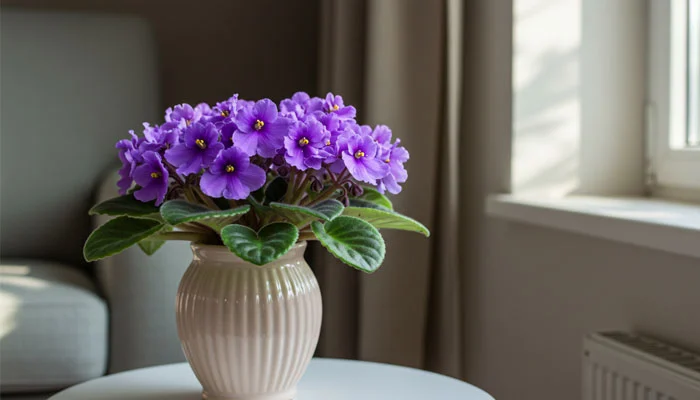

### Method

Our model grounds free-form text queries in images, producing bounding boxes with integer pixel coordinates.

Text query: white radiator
[583,332,700,400]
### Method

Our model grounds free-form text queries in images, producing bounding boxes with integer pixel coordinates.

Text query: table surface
[49,358,493,400]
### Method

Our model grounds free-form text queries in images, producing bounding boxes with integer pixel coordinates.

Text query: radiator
[583,332,700,400]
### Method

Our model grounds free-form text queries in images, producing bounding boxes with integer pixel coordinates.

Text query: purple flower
[115,131,143,195]
[221,122,236,148]
[341,134,389,184]
[132,152,169,205]
[234,99,290,157]
[284,120,329,170]
[200,147,266,200]
[165,122,224,175]
[143,123,178,150]
[377,141,409,194]
[370,125,392,148]
[323,92,356,120]
[280,92,324,120]
[208,95,239,125]
[165,104,201,129]
[195,102,212,117]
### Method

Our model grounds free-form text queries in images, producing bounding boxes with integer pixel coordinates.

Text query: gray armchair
[0,9,189,399]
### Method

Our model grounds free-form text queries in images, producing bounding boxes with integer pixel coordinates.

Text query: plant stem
[154,231,209,242]
[298,231,318,241]
[193,187,220,210]
[182,222,215,234]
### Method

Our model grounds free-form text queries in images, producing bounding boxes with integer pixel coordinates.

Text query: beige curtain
[311,0,466,379]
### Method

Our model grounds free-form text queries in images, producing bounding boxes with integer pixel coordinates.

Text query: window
[649,0,700,191]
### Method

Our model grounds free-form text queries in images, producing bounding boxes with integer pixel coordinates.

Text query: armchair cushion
[0,260,107,393]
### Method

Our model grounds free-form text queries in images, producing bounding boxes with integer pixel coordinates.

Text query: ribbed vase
[176,242,322,400]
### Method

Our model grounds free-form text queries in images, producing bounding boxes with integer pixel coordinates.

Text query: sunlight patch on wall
[512,0,581,197]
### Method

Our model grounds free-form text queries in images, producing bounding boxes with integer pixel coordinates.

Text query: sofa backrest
[1,9,159,266]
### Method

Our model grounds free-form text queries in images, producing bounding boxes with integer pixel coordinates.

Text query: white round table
[49,359,493,400]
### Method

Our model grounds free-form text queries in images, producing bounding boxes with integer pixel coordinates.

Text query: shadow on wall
[1,0,322,105]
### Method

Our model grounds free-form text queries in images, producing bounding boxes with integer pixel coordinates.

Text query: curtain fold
[312,0,466,378]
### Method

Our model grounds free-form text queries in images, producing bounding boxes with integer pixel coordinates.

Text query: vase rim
[190,241,308,266]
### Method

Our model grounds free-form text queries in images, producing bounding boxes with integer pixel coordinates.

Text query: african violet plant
[83,92,429,272]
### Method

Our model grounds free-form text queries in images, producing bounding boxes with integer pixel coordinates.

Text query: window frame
[649,0,700,190]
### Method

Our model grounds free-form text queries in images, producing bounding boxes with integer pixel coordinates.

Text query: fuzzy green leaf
[89,195,160,220]
[84,217,164,261]
[220,222,299,266]
[311,216,385,273]
[269,200,344,226]
[358,187,394,210]
[348,198,392,211]
[342,207,430,237]
[160,200,250,229]
[137,226,172,255]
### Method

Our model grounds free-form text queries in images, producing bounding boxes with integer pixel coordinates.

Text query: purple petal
[176,153,204,175]
[223,175,251,200]
[392,145,410,163]
[164,144,194,167]
[232,131,259,156]
[364,157,390,179]
[267,118,291,137]
[257,133,284,158]
[371,125,392,145]
[285,147,306,170]
[237,164,266,192]
[234,106,256,134]
[342,153,374,184]
[254,99,278,122]
[335,106,356,119]
[304,155,323,170]
[382,173,402,194]
[200,172,227,198]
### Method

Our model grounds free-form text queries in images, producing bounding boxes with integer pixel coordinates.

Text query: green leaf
[137,226,172,256]
[269,200,344,226]
[311,216,385,273]
[348,198,392,211]
[264,177,288,204]
[358,187,394,210]
[89,195,160,220]
[342,207,430,237]
[160,200,250,228]
[220,222,299,266]
[84,217,164,261]
[311,200,345,220]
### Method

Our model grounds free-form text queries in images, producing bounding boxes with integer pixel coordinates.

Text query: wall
[462,1,700,400]
[3,0,321,106]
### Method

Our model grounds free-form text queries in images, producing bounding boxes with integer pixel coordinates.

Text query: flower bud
[351,184,364,197]
[277,165,290,177]
[272,153,286,166]
[310,177,324,193]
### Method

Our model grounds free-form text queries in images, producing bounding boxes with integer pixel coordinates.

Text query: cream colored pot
[176,242,322,400]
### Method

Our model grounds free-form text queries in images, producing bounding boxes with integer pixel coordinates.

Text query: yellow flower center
[254,120,265,130]
[185,119,192,126]
[150,172,161,179]
[225,165,235,173]
[329,104,340,112]
[385,158,391,163]
[298,137,310,146]
[221,110,229,117]
[195,139,207,149]
[354,150,365,159]
[325,140,331,146]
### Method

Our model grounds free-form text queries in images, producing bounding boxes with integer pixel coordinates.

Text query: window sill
[486,194,700,259]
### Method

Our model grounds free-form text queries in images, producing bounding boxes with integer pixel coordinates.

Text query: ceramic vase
[176,242,322,400]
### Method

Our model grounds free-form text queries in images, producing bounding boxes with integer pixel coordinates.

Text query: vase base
[202,389,296,400]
